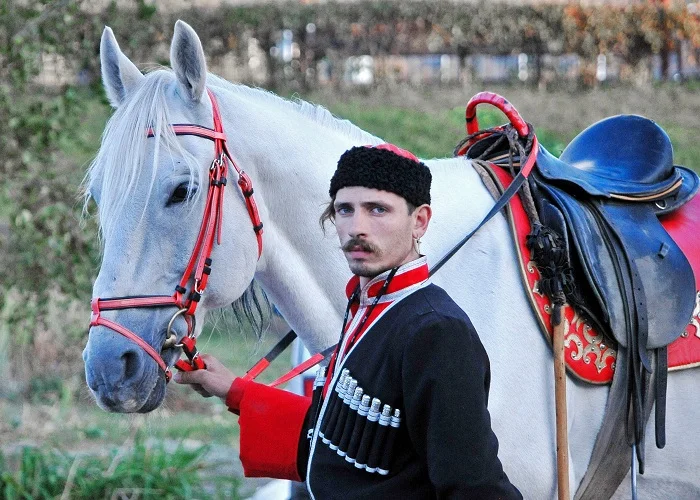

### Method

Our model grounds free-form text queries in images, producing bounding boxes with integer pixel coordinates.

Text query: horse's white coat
[84,20,700,498]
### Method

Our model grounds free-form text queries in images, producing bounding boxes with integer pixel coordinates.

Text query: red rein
[90,89,263,382]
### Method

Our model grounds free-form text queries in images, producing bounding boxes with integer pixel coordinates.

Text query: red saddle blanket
[487,165,700,384]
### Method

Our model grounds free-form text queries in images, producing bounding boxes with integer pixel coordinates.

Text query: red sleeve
[227,378,312,481]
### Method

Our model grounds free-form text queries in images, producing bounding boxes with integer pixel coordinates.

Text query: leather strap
[655,346,667,449]
[92,296,177,310]
[243,330,298,382]
[267,345,336,388]
[431,135,538,276]
[240,330,335,390]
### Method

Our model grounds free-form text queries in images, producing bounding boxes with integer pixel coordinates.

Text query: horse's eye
[169,183,194,205]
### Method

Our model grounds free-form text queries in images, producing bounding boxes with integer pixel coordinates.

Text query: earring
[414,237,422,254]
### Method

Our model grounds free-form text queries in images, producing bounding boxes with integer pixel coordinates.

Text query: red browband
[90,89,263,382]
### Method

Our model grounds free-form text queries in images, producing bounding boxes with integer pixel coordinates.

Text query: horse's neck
[421,156,506,267]
[225,90,523,356]
[253,149,510,354]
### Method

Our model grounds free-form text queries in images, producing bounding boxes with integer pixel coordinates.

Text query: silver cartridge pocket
[319,371,404,477]
[307,367,327,439]
[337,386,364,457]
[377,409,401,475]
[365,404,392,473]
[353,397,381,470]
[345,394,371,464]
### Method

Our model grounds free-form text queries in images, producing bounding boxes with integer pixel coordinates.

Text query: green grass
[0,324,286,498]
[0,433,241,499]
[659,123,700,173]
[325,102,465,159]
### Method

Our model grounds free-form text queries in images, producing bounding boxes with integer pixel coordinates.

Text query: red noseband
[89,89,263,382]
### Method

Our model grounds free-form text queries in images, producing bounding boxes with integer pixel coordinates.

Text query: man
[175,143,522,499]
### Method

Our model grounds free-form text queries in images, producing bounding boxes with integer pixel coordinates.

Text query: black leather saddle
[532,116,698,352]
[535,115,698,476]
[537,115,698,213]
[465,112,698,471]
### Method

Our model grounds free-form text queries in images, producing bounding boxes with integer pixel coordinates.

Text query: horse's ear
[100,27,145,108]
[170,20,207,104]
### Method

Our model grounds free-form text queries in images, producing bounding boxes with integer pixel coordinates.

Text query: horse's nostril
[121,349,141,381]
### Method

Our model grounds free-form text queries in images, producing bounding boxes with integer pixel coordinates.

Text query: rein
[91,89,533,392]
[90,89,263,382]
[243,92,537,386]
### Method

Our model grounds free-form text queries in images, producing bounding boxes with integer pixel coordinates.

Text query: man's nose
[347,212,368,237]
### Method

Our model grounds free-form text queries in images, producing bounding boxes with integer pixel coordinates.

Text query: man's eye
[371,206,387,214]
[336,207,351,215]
[169,183,195,204]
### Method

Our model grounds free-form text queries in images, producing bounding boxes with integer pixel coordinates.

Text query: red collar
[344,256,430,305]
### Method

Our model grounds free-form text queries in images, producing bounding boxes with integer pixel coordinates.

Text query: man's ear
[412,204,432,239]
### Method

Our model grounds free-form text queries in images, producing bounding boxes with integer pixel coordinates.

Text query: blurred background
[0,0,698,497]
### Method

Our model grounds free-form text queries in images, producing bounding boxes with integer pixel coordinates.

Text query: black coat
[300,283,522,499]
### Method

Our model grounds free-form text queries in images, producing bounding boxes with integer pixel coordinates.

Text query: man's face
[333,186,418,280]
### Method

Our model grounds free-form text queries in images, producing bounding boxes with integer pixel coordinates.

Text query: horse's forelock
[83,70,204,241]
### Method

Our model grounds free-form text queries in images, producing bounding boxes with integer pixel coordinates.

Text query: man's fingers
[199,353,221,370]
[173,369,206,385]
[192,384,213,398]
[171,354,235,400]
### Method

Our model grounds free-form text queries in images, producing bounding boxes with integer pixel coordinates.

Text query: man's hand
[172,354,236,401]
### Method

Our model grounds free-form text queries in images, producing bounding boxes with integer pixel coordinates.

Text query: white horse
[82,21,700,499]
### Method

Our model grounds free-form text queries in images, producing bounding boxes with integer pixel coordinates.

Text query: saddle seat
[529,116,698,351]
[536,115,698,211]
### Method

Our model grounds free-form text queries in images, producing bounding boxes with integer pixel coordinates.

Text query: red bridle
[90,89,263,382]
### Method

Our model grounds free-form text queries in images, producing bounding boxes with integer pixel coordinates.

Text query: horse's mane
[206,74,380,146]
[83,70,192,240]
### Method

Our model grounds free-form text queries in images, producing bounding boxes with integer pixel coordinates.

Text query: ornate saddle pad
[482,164,700,383]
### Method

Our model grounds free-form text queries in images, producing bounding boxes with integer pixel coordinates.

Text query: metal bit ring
[163,308,188,349]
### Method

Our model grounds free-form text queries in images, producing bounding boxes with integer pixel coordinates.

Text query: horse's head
[83,21,261,412]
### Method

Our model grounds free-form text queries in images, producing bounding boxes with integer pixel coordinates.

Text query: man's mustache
[342,237,379,254]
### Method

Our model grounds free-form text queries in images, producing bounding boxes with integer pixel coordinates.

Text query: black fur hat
[329,144,431,206]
